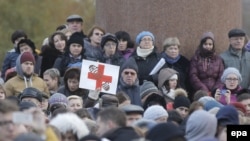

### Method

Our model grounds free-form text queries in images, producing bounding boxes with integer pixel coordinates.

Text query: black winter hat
[19,101,37,111]
[20,87,43,102]
[17,39,36,53]
[146,122,184,141]
[173,95,191,109]
[67,32,84,47]
[120,57,138,73]
[143,93,166,110]
[228,28,246,38]
[100,33,118,48]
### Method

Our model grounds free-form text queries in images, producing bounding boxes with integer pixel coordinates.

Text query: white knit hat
[143,105,168,121]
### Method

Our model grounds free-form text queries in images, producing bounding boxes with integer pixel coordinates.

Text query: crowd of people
[0,14,250,141]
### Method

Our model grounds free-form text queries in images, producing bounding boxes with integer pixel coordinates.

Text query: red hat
[20,52,35,64]
[230,102,246,114]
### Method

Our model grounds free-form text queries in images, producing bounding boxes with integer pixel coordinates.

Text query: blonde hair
[67,95,83,106]
[162,37,180,51]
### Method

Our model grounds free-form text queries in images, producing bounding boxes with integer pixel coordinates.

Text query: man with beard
[4,52,49,97]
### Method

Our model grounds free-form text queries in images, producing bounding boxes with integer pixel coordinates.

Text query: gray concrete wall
[96,0,242,59]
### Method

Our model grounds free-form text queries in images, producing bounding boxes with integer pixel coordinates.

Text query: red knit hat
[20,52,35,64]
[230,102,246,115]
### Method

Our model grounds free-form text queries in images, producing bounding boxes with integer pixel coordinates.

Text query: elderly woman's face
[165,45,179,59]
[139,36,153,49]
[224,73,239,90]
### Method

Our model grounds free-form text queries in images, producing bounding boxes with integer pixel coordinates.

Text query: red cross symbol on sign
[88,64,112,89]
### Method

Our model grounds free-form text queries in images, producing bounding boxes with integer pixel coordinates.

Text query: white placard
[149,58,166,75]
[79,59,120,94]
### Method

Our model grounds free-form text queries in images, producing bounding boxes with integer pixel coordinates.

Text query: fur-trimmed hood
[49,113,89,139]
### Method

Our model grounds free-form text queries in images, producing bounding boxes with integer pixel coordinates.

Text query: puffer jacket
[189,51,224,92]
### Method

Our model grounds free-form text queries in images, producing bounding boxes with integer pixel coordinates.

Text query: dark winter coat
[103,127,140,141]
[99,52,125,67]
[117,78,141,106]
[161,53,190,91]
[40,45,63,77]
[53,54,85,77]
[1,49,19,79]
[189,51,224,92]
[130,48,161,85]
[57,85,89,102]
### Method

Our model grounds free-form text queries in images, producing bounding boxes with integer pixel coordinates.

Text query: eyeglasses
[141,38,153,42]
[0,120,15,127]
[225,78,239,82]
[104,43,117,48]
[94,33,104,36]
[124,71,136,76]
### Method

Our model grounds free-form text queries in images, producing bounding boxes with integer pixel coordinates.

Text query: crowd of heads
[1,13,250,141]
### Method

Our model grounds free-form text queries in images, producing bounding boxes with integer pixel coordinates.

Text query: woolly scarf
[136,46,154,58]
[162,53,181,64]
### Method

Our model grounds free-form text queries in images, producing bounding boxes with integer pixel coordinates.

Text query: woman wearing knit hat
[53,32,86,76]
[160,37,190,94]
[214,67,243,105]
[189,31,224,95]
[130,31,161,85]
[99,33,125,66]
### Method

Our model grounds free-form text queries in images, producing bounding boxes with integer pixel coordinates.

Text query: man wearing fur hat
[4,52,49,97]
[220,28,250,89]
